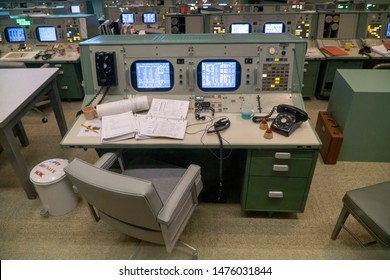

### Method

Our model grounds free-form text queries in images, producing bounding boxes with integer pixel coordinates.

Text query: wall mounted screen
[36,26,57,42]
[197,59,241,92]
[70,5,81,14]
[4,27,26,43]
[386,22,390,38]
[263,22,285,33]
[121,12,135,24]
[142,12,157,24]
[130,60,174,91]
[230,23,251,34]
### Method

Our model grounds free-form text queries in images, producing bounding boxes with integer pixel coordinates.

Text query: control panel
[80,33,306,113]
[0,14,99,60]
[358,11,390,46]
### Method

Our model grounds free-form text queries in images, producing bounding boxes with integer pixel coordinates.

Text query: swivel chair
[331,181,390,248]
[64,152,203,259]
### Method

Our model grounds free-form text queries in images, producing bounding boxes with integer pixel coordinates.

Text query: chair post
[331,204,350,240]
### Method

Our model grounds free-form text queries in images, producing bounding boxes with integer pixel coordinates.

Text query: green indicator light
[16,18,31,26]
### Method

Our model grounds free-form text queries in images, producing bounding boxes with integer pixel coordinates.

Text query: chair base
[331,204,379,247]
[129,240,198,260]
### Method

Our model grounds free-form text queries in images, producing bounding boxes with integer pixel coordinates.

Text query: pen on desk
[81,123,98,133]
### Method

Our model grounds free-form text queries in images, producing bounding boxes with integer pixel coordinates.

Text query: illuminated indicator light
[275,81,280,84]
[271,84,275,88]
[275,58,279,62]
[262,74,267,78]
[275,77,280,81]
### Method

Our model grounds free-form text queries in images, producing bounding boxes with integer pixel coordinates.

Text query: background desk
[0,52,83,100]
[61,94,321,213]
[0,68,68,199]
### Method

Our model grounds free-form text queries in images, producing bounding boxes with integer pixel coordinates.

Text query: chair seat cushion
[123,158,187,203]
[343,181,390,247]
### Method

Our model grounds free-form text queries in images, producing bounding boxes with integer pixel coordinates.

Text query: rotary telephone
[270,104,308,137]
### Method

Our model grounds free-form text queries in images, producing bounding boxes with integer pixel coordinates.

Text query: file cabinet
[241,149,318,214]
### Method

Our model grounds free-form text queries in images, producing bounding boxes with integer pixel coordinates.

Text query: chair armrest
[93,151,121,169]
[157,164,201,225]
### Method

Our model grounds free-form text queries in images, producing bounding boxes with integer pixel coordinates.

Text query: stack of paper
[98,98,190,142]
[137,99,189,140]
[371,45,390,57]
[101,111,137,142]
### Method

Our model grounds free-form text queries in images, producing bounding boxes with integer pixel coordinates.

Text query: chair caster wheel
[42,117,48,123]
[40,208,49,217]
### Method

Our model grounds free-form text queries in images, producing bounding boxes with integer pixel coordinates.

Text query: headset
[207,117,231,134]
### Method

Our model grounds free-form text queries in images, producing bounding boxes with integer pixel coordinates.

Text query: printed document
[101,111,137,142]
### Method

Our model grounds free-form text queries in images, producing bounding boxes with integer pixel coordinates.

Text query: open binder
[100,98,189,142]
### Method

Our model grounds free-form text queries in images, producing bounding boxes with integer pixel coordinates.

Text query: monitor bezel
[142,12,157,24]
[35,26,58,42]
[197,59,241,92]
[229,22,252,34]
[386,22,390,38]
[263,21,286,33]
[4,27,26,43]
[130,60,174,92]
[120,12,135,24]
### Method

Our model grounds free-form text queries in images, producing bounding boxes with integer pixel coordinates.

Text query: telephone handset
[270,104,308,137]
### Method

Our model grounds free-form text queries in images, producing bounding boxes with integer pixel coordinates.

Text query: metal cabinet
[26,62,83,100]
[241,149,318,214]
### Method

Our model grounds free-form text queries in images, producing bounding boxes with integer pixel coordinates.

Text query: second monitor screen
[197,60,241,91]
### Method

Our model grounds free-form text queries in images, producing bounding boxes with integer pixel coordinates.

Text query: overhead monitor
[263,22,285,33]
[70,5,81,14]
[130,60,174,91]
[4,27,26,43]
[36,26,57,42]
[197,59,241,92]
[386,22,390,38]
[230,22,251,34]
[142,12,157,24]
[120,12,135,24]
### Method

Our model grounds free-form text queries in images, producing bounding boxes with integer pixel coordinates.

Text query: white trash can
[30,158,78,217]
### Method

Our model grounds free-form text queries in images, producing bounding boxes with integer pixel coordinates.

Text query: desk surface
[61,95,321,150]
[0,51,80,63]
[0,68,59,126]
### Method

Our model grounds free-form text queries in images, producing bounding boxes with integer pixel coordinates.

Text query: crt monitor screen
[197,59,241,92]
[36,26,57,42]
[130,60,174,91]
[263,22,285,33]
[386,22,390,38]
[230,23,251,34]
[120,13,135,24]
[142,12,157,24]
[70,5,81,14]
[4,27,26,43]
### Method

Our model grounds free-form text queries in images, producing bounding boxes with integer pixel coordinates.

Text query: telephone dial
[270,104,308,137]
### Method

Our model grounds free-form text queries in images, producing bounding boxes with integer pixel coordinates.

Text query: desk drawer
[249,157,313,177]
[251,149,315,159]
[244,176,308,212]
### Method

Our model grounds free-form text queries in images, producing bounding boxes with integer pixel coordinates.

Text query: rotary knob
[268,47,277,55]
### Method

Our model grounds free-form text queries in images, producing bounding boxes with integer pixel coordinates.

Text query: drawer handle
[273,164,288,172]
[60,86,68,90]
[269,191,283,198]
[275,152,291,159]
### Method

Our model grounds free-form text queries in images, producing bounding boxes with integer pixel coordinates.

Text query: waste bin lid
[30,158,69,185]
